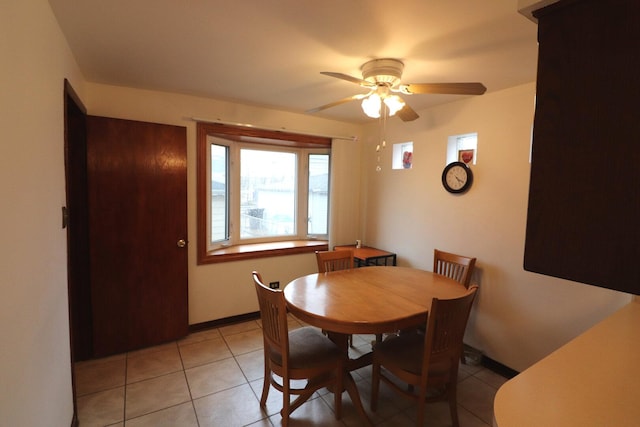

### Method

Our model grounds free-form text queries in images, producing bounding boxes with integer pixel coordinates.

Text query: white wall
[360,83,631,371]
[84,83,363,324]
[0,1,85,425]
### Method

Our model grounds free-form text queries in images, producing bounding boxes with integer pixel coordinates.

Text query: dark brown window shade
[524,0,640,295]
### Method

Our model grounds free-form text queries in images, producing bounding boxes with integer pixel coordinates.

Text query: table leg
[327,331,349,350]
[343,373,374,426]
[327,332,374,426]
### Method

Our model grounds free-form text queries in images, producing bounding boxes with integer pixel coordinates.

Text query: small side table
[334,245,397,267]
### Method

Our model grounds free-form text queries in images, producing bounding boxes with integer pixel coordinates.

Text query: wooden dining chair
[402,249,476,341]
[433,249,477,288]
[252,271,344,426]
[433,249,477,363]
[371,286,478,427]
[315,250,358,345]
[315,249,354,273]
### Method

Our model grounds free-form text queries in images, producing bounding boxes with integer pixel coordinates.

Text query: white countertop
[494,300,640,427]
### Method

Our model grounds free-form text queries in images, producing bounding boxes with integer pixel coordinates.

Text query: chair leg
[416,386,428,427]
[334,360,343,419]
[260,362,270,406]
[416,404,426,427]
[449,403,460,427]
[281,378,291,427]
[448,386,460,427]
[370,362,380,412]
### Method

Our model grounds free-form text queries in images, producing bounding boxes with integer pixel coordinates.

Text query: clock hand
[455,176,463,183]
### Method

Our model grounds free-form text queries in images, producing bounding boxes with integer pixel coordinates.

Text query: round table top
[283,266,467,335]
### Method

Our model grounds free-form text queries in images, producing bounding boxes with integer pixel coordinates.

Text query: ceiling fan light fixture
[361,93,405,118]
[361,93,381,118]
[384,95,405,116]
[361,58,404,87]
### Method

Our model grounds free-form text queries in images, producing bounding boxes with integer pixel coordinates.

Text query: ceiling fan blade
[396,103,420,122]
[306,93,370,114]
[320,71,372,87]
[400,82,487,96]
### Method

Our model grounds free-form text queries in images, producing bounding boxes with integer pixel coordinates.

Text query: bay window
[197,122,331,264]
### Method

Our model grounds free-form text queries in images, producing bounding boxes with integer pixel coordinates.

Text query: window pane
[308,154,329,235]
[392,141,413,170]
[240,149,296,238]
[210,144,229,243]
[447,132,477,165]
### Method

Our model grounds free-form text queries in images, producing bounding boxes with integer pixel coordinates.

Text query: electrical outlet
[269,281,280,289]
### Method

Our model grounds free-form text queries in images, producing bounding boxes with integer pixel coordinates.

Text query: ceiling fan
[307,58,487,121]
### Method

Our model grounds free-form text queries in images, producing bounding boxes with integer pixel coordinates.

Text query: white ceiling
[48,0,539,124]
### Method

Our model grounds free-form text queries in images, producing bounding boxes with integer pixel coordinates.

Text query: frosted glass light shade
[384,95,405,116]
[361,93,381,118]
[361,93,405,118]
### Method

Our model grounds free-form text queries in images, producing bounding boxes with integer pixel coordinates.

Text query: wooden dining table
[283,266,468,425]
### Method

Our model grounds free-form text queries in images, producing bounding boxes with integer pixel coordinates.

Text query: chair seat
[269,327,343,370]
[376,331,452,377]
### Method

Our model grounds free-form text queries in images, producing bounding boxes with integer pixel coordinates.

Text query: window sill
[197,240,328,265]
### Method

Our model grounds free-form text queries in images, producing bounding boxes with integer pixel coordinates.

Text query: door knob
[177,239,187,248]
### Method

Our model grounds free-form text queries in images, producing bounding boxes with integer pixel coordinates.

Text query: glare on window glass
[240,149,296,239]
[210,144,228,243]
[308,154,329,235]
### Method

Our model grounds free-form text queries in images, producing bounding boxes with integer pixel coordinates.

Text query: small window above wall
[392,141,413,170]
[447,133,477,165]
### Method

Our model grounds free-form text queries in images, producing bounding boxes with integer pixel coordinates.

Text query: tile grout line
[177,339,203,427]
[229,337,275,426]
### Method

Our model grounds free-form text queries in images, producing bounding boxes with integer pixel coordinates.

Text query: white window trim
[207,137,329,250]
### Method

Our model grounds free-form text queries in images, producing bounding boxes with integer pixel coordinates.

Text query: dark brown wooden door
[87,116,188,356]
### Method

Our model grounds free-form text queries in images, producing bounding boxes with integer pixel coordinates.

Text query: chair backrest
[421,285,478,382]
[316,250,354,273]
[433,249,476,288]
[252,271,289,363]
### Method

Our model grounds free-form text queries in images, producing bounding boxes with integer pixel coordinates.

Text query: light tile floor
[74,315,507,426]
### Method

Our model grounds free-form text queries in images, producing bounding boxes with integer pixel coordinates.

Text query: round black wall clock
[442,161,473,194]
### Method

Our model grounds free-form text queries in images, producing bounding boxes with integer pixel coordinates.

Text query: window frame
[197,123,330,264]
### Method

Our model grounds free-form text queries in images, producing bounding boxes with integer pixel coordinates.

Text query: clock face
[442,162,473,193]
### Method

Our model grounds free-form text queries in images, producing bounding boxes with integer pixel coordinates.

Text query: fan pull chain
[376,103,388,172]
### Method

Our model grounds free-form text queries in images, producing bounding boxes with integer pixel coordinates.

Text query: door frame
[63,79,89,427]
